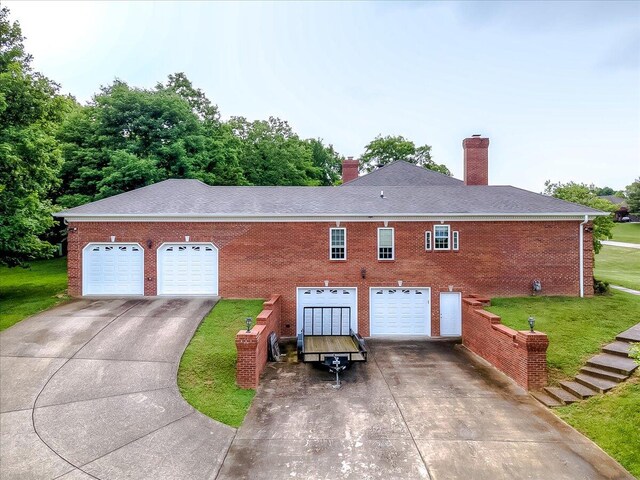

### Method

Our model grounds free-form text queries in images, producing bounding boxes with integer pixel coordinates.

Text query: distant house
[54,136,606,338]
[599,195,630,222]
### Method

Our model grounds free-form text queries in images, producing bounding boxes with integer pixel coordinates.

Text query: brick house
[55,136,603,338]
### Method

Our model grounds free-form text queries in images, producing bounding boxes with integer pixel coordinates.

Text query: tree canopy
[625,178,640,213]
[360,134,451,176]
[544,181,616,253]
[0,7,74,266]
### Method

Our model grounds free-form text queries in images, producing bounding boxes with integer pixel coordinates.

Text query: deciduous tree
[360,134,451,175]
[544,181,615,253]
[625,178,640,213]
[0,7,73,266]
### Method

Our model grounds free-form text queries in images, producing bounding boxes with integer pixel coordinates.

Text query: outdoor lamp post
[528,316,535,333]
[246,317,252,332]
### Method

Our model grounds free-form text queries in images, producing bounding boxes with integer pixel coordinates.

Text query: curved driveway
[0,298,234,480]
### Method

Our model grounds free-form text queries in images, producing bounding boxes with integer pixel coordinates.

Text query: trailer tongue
[297,306,368,384]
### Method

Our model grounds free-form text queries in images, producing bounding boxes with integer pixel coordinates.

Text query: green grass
[0,257,69,332]
[556,375,640,478]
[178,299,264,427]
[486,291,640,384]
[611,222,640,244]
[594,245,640,291]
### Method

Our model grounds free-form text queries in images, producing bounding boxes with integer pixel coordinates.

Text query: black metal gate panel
[303,307,351,335]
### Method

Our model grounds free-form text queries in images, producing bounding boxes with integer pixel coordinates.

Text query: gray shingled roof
[55,179,604,218]
[599,195,627,206]
[343,161,463,186]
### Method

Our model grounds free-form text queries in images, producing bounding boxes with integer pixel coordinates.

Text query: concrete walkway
[601,240,640,249]
[0,298,234,480]
[610,285,640,295]
[218,339,634,479]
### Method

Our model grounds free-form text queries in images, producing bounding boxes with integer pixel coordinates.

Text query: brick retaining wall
[236,295,282,389]
[462,296,549,390]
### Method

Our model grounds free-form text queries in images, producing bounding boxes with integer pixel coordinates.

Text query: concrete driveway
[0,298,234,480]
[217,339,633,480]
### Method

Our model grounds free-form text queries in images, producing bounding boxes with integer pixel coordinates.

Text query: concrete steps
[587,353,638,376]
[544,386,580,405]
[602,341,632,357]
[531,321,639,408]
[559,380,597,399]
[617,324,640,343]
[575,374,619,393]
[579,366,628,382]
[530,390,563,408]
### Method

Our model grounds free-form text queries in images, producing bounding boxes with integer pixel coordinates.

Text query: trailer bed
[299,334,366,363]
[297,305,367,363]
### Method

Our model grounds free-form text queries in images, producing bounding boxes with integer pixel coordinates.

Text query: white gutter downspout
[579,215,589,298]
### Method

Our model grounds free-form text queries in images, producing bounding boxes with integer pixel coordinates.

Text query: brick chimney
[463,135,489,185]
[342,157,359,184]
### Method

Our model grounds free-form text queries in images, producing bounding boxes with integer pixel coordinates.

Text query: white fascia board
[59,213,606,223]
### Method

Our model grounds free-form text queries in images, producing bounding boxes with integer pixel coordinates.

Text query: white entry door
[440,292,462,336]
[296,287,358,335]
[157,243,218,295]
[83,243,144,295]
[369,288,431,336]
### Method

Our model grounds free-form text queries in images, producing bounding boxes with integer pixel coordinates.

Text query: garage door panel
[370,288,431,336]
[158,243,218,296]
[83,244,144,296]
[297,288,357,334]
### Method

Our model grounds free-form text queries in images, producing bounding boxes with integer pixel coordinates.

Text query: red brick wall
[236,294,281,389]
[66,219,594,337]
[462,296,549,390]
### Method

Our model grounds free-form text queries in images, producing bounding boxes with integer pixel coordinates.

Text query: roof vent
[380,190,385,199]
[472,134,481,137]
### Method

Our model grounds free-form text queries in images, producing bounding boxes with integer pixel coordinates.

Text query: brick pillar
[517,331,549,390]
[67,223,81,296]
[235,331,259,389]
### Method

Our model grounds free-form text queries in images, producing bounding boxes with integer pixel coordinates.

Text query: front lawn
[611,222,640,244]
[0,257,68,332]
[594,245,640,291]
[177,299,264,428]
[486,291,640,384]
[556,375,640,478]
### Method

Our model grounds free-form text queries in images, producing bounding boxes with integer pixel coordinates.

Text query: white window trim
[377,227,395,260]
[329,227,347,260]
[434,225,451,251]
[425,231,432,251]
[453,230,459,251]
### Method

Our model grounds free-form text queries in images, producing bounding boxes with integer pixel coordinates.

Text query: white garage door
[370,288,431,336]
[157,243,218,295]
[297,287,358,335]
[83,243,144,295]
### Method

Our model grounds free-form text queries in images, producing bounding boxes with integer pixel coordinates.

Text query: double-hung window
[330,228,346,260]
[434,225,450,250]
[378,227,394,260]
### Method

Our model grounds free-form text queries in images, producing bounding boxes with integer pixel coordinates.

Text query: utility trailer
[297,306,367,367]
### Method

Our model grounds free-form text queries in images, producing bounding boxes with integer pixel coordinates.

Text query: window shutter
[425,231,432,250]
[453,231,459,250]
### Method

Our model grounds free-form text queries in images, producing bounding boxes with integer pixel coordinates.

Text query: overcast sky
[6,1,640,192]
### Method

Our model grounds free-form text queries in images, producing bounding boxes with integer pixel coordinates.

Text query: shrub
[593,278,610,295]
